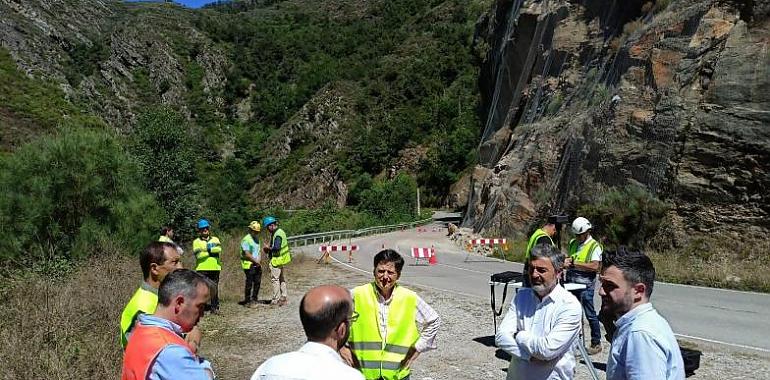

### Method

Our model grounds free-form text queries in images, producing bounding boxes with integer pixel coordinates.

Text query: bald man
[251,285,364,380]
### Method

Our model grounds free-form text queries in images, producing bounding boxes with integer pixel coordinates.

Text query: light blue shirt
[241,234,259,259]
[136,314,213,380]
[607,303,685,380]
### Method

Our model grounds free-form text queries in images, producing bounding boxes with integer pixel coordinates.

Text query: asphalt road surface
[295,222,770,353]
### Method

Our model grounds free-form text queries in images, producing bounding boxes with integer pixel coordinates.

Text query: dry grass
[648,236,770,292]
[0,249,135,379]
[0,231,272,380]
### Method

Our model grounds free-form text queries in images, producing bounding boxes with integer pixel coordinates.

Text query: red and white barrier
[416,227,428,232]
[319,245,359,252]
[318,244,359,264]
[470,238,507,246]
[411,247,435,258]
[411,246,438,265]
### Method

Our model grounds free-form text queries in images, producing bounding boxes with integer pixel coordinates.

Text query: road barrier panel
[411,246,435,266]
[466,238,508,262]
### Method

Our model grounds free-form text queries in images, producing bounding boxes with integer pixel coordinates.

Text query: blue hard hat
[197,219,210,229]
[262,216,277,228]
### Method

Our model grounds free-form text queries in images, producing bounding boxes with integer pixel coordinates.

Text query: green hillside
[0,0,490,262]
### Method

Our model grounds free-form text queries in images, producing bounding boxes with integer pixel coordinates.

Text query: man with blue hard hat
[262,216,291,306]
[193,218,223,314]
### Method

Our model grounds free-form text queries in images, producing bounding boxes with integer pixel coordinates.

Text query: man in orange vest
[122,269,215,380]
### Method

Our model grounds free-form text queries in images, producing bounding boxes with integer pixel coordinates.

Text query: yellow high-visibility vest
[193,236,222,271]
[269,228,291,267]
[240,233,259,270]
[568,238,601,263]
[158,236,173,243]
[349,283,419,380]
[119,282,158,348]
[525,228,554,259]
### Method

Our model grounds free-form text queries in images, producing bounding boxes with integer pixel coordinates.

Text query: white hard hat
[571,217,592,235]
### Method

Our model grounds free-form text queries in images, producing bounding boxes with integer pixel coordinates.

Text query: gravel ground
[199,252,770,380]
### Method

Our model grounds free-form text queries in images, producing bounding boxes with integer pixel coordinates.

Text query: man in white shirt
[341,249,441,380]
[599,248,684,380]
[496,244,583,380]
[251,285,364,380]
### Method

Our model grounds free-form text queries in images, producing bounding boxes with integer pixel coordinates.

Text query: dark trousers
[573,281,601,345]
[244,265,262,302]
[199,270,220,310]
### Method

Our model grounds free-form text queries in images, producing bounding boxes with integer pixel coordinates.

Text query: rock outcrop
[462,0,770,244]
[253,82,357,208]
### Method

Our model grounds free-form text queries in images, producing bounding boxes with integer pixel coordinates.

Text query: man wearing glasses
[251,285,364,380]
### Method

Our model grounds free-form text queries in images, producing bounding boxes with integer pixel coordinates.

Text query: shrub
[0,128,165,267]
[578,185,669,248]
[129,107,202,241]
[357,174,418,223]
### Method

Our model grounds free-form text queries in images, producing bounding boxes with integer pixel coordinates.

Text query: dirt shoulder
[200,253,770,380]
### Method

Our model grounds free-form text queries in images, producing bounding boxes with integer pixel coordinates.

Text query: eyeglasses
[347,311,359,323]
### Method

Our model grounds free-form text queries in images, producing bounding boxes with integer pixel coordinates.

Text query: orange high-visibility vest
[121,324,194,380]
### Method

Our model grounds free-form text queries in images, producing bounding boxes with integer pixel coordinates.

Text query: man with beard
[495,244,583,380]
[251,285,364,380]
[122,269,215,380]
[599,248,684,380]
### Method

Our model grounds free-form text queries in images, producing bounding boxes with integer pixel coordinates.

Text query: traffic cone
[428,246,437,265]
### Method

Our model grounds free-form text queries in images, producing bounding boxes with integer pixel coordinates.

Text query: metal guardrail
[286,218,434,248]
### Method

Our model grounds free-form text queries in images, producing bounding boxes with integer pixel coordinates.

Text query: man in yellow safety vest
[239,221,263,307]
[565,216,603,355]
[193,218,222,313]
[341,249,441,380]
[158,226,184,255]
[262,216,291,306]
[120,241,183,348]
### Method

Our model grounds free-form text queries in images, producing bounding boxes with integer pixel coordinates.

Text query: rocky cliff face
[462,0,770,244]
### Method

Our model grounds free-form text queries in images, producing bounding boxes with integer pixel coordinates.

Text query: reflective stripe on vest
[270,228,292,267]
[525,229,554,259]
[121,324,194,380]
[241,233,259,270]
[193,236,222,271]
[568,238,601,263]
[349,283,419,380]
[119,284,158,348]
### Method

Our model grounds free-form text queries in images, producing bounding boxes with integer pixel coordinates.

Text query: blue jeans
[573,281,601,346]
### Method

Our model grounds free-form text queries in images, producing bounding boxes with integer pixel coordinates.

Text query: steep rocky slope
[461,0,770,244]
[0,0,227,128]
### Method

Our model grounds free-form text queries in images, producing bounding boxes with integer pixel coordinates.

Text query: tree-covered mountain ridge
[0,0,487,255]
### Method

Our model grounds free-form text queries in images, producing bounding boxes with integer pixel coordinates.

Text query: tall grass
[0,245,133,379]
[0,232,278,379]
[649,236,770,292]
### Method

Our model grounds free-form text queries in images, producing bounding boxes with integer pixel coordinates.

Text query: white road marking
[675,333,770,353]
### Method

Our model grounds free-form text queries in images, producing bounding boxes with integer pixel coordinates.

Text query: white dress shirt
[495,284,583,380]
[350,284,441,352]
[251,342,364,380]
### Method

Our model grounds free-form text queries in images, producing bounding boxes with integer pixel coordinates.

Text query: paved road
[295,222,770,353]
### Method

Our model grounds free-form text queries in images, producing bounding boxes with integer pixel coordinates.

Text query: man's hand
[399,347,420,369]
[339,346,357,367]
[185,326,203,354]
